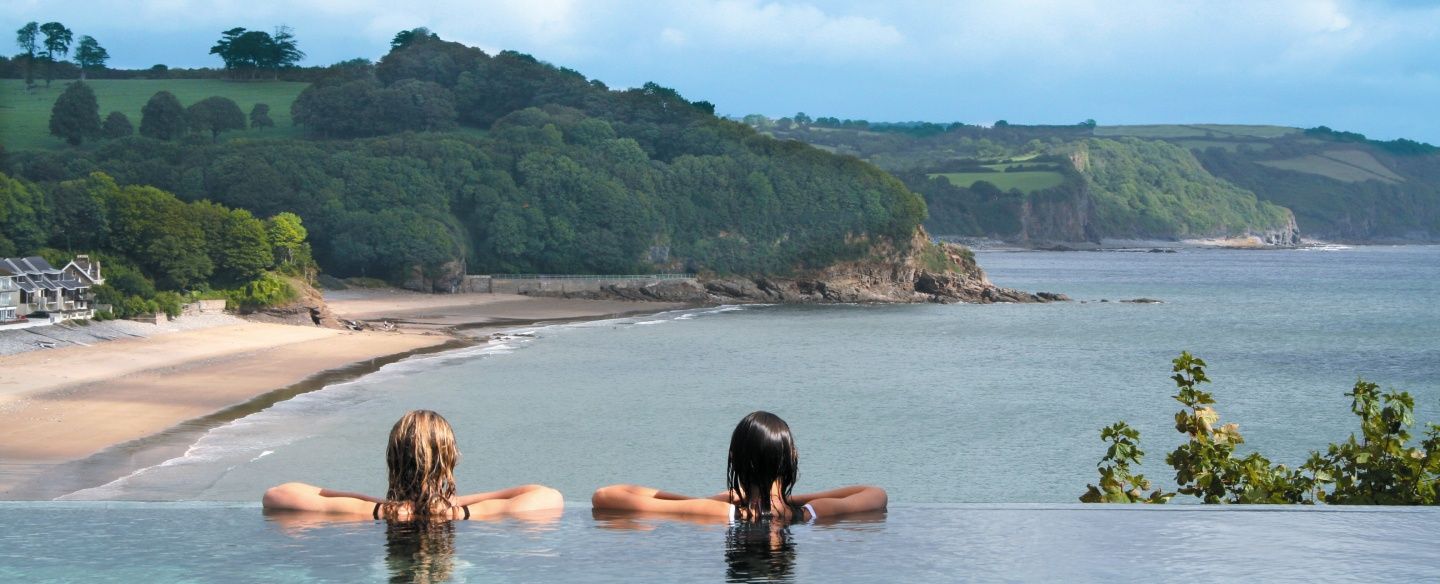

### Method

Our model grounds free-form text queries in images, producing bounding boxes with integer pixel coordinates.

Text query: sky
[5,0,1439,142]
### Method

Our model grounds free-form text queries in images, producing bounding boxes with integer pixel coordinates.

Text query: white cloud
[660,1,906,62]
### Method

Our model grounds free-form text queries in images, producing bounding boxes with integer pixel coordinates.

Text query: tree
[250,103,274,130]
[266,26,304,74]
[265,211,308,267]
[102,111,134,139]
[38,22,72,87]
[49,81,102,146]
[210,26,303,79]
[186,96,246,141]
[15,21,38,87]
[391,27,439,50]
[73,35,109,80]
[139,90,187,140]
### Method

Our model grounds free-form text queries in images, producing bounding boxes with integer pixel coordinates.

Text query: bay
[69,246,1440,504]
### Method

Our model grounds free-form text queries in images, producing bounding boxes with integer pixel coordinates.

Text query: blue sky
[6,0,1439,142]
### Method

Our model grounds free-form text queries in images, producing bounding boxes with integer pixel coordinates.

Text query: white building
[0,255,105,322]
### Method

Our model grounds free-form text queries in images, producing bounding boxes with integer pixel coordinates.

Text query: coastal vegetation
[3,30,931,291]
[0,170,314,317]
[1082,352,1440,505]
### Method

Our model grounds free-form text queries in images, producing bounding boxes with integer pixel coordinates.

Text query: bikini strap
[461,504,470,520]
[373,502,382,520]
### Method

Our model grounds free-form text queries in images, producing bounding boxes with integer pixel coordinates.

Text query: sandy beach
[0,291,685,498]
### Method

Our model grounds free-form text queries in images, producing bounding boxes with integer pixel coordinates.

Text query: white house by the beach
[0,255,105,322]
[0,267,18,322]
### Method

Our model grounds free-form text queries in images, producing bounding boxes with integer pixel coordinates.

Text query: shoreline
[0,292,689,500]
[955,237,1432,252]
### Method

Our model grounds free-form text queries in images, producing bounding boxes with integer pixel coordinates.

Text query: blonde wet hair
[380,410,460,521]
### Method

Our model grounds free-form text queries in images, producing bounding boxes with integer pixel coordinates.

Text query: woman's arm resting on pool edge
[262,482,377,514]
[790,485,888,517]
[454,484,564,517]
[591,484,729,516]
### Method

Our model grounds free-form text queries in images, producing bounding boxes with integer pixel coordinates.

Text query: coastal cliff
[530,228,1066,305]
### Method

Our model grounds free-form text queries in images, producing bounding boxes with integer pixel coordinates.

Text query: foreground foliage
[1082,352,1440,504]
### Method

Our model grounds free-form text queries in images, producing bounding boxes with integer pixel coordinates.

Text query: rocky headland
[523,229,1067,305]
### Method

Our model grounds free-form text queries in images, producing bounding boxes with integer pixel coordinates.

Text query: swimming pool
[2,502,1437,582]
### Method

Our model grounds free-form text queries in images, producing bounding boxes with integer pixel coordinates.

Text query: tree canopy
[187,96,247,140]
[74,35,109,79]
[48,81,102,146]
[139,90,188,140]
[38,21,72,87]
[6,30,931,290]
[209,26,304,79]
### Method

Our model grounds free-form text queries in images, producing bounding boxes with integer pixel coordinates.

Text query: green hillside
[3,36,931,293]
[750,116,1439,242]
[0,79,308,150]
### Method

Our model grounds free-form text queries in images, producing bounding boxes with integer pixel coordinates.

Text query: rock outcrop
[403,259,467,293]
[532,228,1067,305]
[1250,213,1302,247]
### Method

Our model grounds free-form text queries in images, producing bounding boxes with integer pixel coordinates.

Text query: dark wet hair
[726,411,801,521]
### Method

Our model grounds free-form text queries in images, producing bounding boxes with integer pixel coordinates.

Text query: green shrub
[1083,352,1440,505]
[153,291,184,318]
[223,272,296,312]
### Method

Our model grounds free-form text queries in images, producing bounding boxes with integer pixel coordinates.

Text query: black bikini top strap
[461,504,470,520]
[373,502,382,520]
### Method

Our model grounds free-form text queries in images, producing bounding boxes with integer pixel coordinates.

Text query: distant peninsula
[750,118,1440,246]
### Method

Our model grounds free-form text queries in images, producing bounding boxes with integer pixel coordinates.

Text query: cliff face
[537,228,1067,305]
[1017,187,1095,244]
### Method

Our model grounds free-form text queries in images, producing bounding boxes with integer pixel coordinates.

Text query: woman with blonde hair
[263,410,562,520]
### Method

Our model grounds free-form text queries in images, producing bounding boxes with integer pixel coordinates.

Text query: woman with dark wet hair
[263,410,562,520]
[591,411,887,521]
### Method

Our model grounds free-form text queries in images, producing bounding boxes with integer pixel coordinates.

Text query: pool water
[3,503,1438,582]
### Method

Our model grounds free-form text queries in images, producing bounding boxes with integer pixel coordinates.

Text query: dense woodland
[0,170,310,316]
[3,31,928,295]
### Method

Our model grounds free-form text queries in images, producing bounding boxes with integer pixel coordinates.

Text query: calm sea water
[61,246,1440,504]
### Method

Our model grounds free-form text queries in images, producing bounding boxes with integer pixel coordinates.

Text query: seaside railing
[461,273,696,294]
[484,273,696,281]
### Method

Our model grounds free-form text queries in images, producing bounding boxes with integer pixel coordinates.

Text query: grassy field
[1095,124,1299,139]
[1258,149,1404,184]
[0,79,309,150]
[1173,139,1274,152]
[929,170,1066,193]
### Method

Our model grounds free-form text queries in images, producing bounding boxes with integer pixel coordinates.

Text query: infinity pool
[2,503,1437,582]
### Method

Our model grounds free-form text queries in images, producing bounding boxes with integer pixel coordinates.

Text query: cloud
[2,0,1438,139]
[658,1,906,62]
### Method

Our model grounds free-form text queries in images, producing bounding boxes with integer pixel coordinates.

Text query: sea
[57,245,1440,505]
